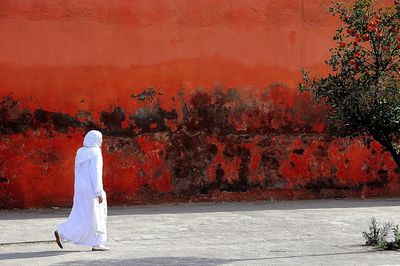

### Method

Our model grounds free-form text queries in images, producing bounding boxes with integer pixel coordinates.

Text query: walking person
[55,130,110,251]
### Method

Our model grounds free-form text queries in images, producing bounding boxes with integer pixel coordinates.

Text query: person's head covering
[83,130,103,147]
[75,130,103,166]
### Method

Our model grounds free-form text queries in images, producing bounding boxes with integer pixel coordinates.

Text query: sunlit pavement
[1,199,400,265]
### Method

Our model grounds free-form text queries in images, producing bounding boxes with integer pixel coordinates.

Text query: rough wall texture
[0,0,399,208]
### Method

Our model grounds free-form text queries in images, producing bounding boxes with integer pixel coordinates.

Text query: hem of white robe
[58,231,106,247]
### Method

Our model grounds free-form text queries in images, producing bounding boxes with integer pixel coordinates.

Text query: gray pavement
[1,199,400,265]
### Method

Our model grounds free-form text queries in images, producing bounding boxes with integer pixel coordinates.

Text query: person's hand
[98,196,103,204]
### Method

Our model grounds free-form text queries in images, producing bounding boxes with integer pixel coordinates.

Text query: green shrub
[363,217,400,250]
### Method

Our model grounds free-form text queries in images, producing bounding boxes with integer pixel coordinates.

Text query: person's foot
[54,231,63,249]
[92,245,110,251]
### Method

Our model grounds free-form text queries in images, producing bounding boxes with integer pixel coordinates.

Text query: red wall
[0,0,399,208]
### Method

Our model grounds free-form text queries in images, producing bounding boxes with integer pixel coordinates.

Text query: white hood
[75,130,103,166]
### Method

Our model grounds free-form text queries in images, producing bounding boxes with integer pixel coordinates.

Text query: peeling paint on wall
[0,84,399,208]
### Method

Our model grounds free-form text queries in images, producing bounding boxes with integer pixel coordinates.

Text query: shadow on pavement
[1,198,399,220]
[0,250,86,260]
[54,256,244,266]
[52,251,379,265]
[107,199,400,216]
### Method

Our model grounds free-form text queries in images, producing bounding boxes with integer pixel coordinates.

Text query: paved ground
[1,199,400,265]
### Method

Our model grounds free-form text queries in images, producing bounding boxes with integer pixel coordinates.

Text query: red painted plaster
[0,0,399,208]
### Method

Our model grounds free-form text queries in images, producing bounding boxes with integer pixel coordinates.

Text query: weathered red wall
[1,0,399,208]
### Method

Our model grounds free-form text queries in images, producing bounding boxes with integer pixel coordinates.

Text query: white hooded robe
[57,130,107,246]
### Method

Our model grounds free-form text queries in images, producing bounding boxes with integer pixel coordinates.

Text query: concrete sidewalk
[1,199,400,265]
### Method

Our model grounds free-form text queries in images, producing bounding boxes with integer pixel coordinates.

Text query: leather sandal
[54,231,63,249]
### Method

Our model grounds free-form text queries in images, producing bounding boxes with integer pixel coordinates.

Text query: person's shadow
[0,250,377,265]
[0,250,86,260]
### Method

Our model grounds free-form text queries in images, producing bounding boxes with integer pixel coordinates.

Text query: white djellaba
[55,130,109,251]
